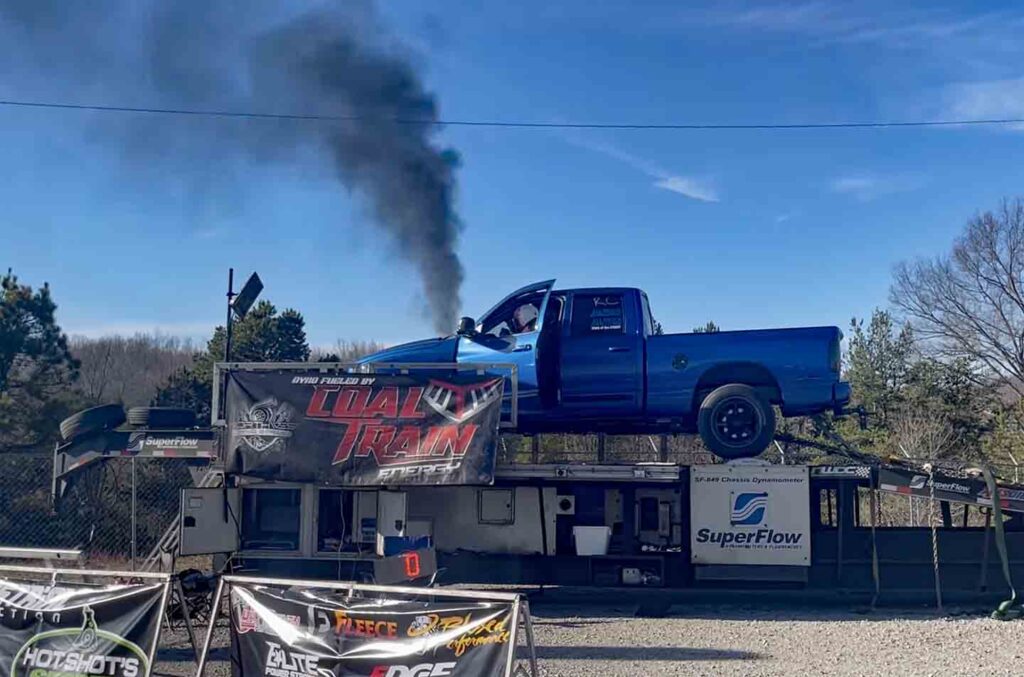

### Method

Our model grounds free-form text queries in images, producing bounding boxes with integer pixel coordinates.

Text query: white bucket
[573,526,612,556]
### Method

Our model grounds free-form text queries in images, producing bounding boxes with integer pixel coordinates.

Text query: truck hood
[358,336,459,364]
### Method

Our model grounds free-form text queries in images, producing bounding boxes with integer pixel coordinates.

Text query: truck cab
[363,279,850,459]
[456,280,646,418]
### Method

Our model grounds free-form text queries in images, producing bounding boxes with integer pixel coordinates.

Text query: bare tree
[891,198,1024,396]
[891,409,958,460]
[71,334,196,406]
[310,340,387,362]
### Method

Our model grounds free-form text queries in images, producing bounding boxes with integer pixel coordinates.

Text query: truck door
[457,279,555,417]
[560,291,644,414]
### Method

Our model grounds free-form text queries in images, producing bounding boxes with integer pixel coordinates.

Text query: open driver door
[457,279,556,417]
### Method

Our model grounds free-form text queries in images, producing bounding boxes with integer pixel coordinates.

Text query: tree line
[4,198,1024,472]
[0,276,384,453]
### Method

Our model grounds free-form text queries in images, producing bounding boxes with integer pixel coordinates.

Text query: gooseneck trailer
[43,360,1024,607]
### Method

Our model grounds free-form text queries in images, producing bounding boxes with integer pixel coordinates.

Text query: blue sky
[3,1,1024,346]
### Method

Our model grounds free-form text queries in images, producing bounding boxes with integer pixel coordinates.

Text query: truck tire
[59,404,126,441]
[126,407,197,428]
[697,384,775,460]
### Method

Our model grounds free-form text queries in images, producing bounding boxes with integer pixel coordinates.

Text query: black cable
[1,98,1023,130]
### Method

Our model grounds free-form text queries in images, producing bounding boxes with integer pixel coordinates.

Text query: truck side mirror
[457,316,477,336]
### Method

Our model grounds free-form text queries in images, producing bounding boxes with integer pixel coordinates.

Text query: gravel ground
[155,603,1024,676]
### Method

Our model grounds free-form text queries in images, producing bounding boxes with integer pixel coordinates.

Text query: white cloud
[653,176,720,203]
[943,77,1024,128]
[829,173,924,201]
[685,3,1017,50]
[563,134,719,203]
[192,227,226,240]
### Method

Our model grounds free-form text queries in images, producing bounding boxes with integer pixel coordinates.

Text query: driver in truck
[512,303,538,333]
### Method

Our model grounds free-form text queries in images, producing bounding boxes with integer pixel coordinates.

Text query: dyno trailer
[179,361,1024,604]
[183,461,1024,602]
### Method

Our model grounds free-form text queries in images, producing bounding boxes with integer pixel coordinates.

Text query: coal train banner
[0,567,170,677]
[224,369,505,486]
[197,576,537,677]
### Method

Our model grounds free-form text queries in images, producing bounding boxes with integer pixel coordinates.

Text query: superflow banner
[225,370,504,485]
[0,576,169,677]
[227,581,519,677]
[690,464,811,566]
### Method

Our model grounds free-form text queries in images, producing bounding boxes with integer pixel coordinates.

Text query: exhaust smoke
[0,0,463,332]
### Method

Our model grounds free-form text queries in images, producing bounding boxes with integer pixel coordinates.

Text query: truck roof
[551,286,643,295]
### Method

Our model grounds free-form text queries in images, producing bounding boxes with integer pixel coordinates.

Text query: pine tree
[0,270,80,451]
[153,300,310,419]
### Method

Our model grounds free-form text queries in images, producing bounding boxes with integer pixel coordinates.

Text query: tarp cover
[229,580,517,676]
[0,577,167,677]
[225,370,504,485]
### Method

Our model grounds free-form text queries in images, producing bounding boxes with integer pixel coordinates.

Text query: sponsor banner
[125,431,216,458]
[809,465,871,479]
[228,581,516,677]
[877,465,1024,514]
[56,430,217,478]
[977,485,1024,514]
[0,576,168,677]
[690,464,811,566]
[225,370,503,486]
[876,466,986,505]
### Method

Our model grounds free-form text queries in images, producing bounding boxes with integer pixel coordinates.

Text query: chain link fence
[0,452,203,568]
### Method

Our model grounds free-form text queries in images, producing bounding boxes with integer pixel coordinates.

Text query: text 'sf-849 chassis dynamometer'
[361,280,851,459]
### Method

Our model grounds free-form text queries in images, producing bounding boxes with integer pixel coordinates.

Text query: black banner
[877,465,1024,514]
[229,581,517,677]
[225,370,504,485]
[56,430,217,481]
[978,483,1024,514]
[0,577,168,677]
[878,466,987,505]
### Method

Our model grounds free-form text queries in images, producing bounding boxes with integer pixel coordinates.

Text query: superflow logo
[730,492,768,526]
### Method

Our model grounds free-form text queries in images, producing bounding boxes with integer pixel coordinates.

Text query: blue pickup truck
[361,280,851,458]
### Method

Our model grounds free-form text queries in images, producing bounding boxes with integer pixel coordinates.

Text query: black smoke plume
[0,1,463,332]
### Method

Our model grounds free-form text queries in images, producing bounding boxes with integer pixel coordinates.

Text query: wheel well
[693,363,781,412]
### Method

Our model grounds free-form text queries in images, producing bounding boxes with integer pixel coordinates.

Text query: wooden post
[596,433,606,463]
[659,434,669,463]
[530,436,540,464]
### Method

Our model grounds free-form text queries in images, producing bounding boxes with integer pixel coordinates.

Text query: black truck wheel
[59,404,126,441]
[126,407,197,428]
[697,384,775,460]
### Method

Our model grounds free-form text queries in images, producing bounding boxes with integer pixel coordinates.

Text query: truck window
[240,487,301,551]
[481,290,545,337]
[571,293,625,335]
[640,293,654,336]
